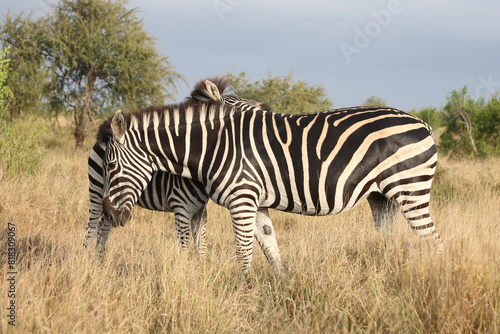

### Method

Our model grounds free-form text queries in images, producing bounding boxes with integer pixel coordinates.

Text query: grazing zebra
[84,140,209,258]
[84,78,283,271]
[101,80,442,272]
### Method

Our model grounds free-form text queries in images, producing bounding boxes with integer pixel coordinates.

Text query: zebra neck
[127,104,239,183]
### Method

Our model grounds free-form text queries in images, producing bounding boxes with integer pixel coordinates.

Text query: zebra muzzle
[103,197,131,227]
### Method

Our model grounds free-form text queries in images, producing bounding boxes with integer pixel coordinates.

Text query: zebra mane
[97,77,236,144]
[97,118,113,144]
[187,76,230,102]
[97,114,134,144]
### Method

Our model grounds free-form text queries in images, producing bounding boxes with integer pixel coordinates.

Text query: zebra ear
[204,80,222,101]
[111,110,126,141]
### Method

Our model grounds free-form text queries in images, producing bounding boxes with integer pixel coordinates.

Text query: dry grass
[1,121,499,333]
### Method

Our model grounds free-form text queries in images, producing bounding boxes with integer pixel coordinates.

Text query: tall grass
[1,118,499,333]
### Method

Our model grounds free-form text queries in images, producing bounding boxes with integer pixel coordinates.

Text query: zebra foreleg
[173,212,193,252]
[95,216,112,261]
[229,204,257,274]
[83,218,99,249]
[190,206,208,258]
[254,209,285,275]
[84,201,104,249]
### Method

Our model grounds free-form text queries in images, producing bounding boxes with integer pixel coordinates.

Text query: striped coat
[84,78,283,270]
[101,82,442,272]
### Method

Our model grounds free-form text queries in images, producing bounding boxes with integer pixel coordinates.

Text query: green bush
[0,47,12,119]
[0,118,47,177]
[411,106,444,131]
[0,47,46,177]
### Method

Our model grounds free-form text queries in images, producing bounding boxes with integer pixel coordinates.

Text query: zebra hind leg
[396,193,443,253]
[254,209,285,275]
[367,193,399,233]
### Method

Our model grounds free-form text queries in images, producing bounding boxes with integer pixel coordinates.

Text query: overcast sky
[2,0,500,111]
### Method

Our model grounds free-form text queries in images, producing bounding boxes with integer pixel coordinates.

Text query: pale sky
[2,0,500,111]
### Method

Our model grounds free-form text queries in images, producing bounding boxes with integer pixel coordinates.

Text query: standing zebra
[84,78,283,272]
[101,81,442,273]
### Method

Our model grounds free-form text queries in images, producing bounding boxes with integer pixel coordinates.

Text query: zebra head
[101,110,155,227]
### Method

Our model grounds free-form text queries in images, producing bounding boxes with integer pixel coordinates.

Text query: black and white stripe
[85,78,283,270]
[84,140,209,258]
[101,79,442,272]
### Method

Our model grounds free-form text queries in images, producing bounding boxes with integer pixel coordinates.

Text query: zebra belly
[262,182,377,216]
[137,197,170,212]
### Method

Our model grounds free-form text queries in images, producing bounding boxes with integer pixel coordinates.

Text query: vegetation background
[1,0,499,332]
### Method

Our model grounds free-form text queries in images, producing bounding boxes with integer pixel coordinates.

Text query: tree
[0,12,49,118]
[362,95,387,107]
[225,70,333,114]
[43,0,185,148]
[440,86,500,158]
[440,87,481,156]
[477,95,500,156]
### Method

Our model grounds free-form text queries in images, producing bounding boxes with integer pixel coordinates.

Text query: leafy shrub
[362,95,387,107]
[225,70,334,114]
[0,47,46,177]
[411,106,444,131]
[439,86,500,158]
[0,47,12,119]
[0,117,47,177]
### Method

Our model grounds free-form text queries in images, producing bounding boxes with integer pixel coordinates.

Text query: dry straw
[1,119,499,333]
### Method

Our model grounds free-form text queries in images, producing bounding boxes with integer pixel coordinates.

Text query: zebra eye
[107,160,117,170]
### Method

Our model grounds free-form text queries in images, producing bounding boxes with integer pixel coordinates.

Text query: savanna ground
[1,117,499,333]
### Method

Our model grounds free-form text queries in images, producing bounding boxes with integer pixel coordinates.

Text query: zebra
[84,78,283,272]
[100,80,443,273]
[84,140,209,258]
